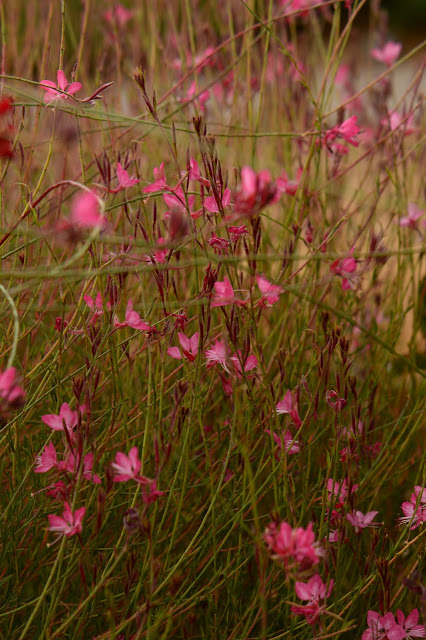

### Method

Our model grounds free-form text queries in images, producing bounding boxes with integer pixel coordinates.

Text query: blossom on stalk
[330,248,358,290]
[48,502,86,538]
[382,111,417,136]
[0,367,25,408]
[163,186,202,219]
[41,70,82,105]
[264,520,320,569]
[114,299,151,332]
[362,609,424,640]
[276,389,302,427]
[205,339,231,373]
[211,277,247,308]
[395,609,426,639]
[71,191,105,229]
[398,486,426,530]
[230,350,258,378]
[103,4,133,27]
[111,446,150,484]
[142,479,165,505]
[63,451,101,484]
[84,292,112,324]
[167,332,199,362]
[228,225,248,242]
[208,233,231,255]
[232,166,278,217]
[291,574,333,625]
[42,403,79,438]
[346,510,379,532]
[184,157,210,187]
[256,274,284,307]
[34,442,60,473]
[371,41,402,66]
[143,163,168,193]
[265,428,300,457]
[276,168,303,196]
[109,162,138,193]
[204,188,231,213]
[399,203,425,230]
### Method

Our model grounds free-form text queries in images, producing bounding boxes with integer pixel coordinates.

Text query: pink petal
[66,82,82,95]
[57,70,68,91]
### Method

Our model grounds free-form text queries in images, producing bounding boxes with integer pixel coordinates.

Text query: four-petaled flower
[109,162,139,193]
[41,70,82,105]
[371,41,402,67]
[264,520,320,569]
[48,502,86,538]
[0,367,25,408]
[111,446,150,484]
[167,332,199,362]
[114,299,152,332]
[399,203,424,230]
[257,274,284,307]
[276,389,302,427]
[346,510,379,532]
[71,191,105,229]
[211,276,247,308]
[291,574,334,625]
[42,403,79,439]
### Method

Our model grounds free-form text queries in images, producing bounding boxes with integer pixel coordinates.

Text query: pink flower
[233,166,278,217]
[143,237,168,264]
[184,157,210,187]
[276,168,303,196]
[208,233,230,255]
[398,487,426,529]
[84,292,112,324]
[48,502,86,538]
[62,451,101,484]
[265,428,300,456]
[291,575,334,625]
[330,248,358,290]
[211,276,247,308]
[143,163,168,193]
[326,478,358,507]
[321,116,361,154]
[42,403,78,437]
[395,609,426,639]
[326,389,347,412]
[111,447,150,484]
[0,367,25,408]
[256,274,284,307]
[34,442,60,473]
[142,479,165,505]
[71,191,104,228]
[371,41,402,66]
[204,187,231,213]
[205,338,231,373]
[167,332,199,362]
[264,520,320,569]
[163,186,202,219]
[362,611,407,640]
[114,299,151,332]
[276,390,302,427]
[110,162,138,192]
[383,112,417,135]
[228,225,248,242]
[41,70,82,104]
[346,510,379,532]
[230,351,258,378]
[180,81,210,113]
[399,203,424,230]
[103,4,133,27]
